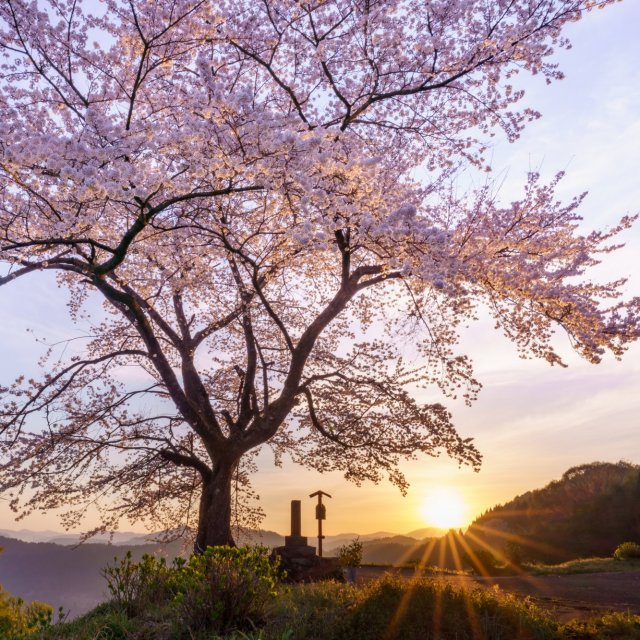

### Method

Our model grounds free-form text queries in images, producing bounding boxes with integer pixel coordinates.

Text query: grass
[361,562,470,576]
[561,612,640,639]
[350,556,640,577]
[32,575,569,640]
[527,557,640,575]
[29,576,640,640]
[404,562,471,576]
[266,576,561,640]
[24,602,136,640]
[29,602,284,640]
[24,558,640,639]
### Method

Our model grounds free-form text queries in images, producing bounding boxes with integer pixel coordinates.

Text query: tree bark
[194,460,237,552]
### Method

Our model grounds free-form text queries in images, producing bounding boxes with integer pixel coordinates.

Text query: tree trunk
[194,461,237,553]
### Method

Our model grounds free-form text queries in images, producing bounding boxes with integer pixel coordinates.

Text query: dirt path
[354,567,640,622]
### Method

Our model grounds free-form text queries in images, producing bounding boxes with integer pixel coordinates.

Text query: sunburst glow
[420,487,468,529]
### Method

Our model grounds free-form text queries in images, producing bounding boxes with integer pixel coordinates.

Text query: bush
[0,588,54,639]
[0,544,55,639]
[101,545,280,637]
[614,542,640,560]
[337,538,363,568]
[170,545,280,635]
[32,570,640,640]
[31,602,137,640]
[102,551,171,617]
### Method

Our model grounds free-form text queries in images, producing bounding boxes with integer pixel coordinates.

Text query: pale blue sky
[1,1,639,537]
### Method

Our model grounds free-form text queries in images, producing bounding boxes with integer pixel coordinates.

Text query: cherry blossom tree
[0,0,638,549]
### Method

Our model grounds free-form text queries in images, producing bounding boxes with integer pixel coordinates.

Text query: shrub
[0,588,54,639]
[337,538,363,568]
[101,545,280,637]
[614,542,640,560]
[102,551,171,616]
[170,545,280,635]
[0,545,55,639]
[32,602,136,640]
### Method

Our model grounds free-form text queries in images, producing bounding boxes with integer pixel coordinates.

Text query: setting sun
[420,487,469,530]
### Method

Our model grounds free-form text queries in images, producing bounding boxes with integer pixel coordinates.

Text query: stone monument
[272,499,341,582]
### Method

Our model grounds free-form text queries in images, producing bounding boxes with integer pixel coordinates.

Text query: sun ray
[455,532,493,578]
[415,537,439,571]
[469,521,567,560]
[463,528,559,600]
[382,576,416,640]
[446,533,484,638]
[432,578,443,640]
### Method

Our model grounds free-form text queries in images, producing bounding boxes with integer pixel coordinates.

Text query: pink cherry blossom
[0,0,637,549]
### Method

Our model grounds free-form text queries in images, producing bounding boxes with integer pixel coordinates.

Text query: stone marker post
[285,499,309,548]
[291,500,301,537]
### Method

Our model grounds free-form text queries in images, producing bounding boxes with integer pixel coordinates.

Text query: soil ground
[354,567,640,622]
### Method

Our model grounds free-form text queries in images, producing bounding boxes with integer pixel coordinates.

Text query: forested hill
[466,461,640,563]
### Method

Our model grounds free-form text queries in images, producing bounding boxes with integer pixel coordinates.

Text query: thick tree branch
[90,274,226,450]
[158,448,212,479]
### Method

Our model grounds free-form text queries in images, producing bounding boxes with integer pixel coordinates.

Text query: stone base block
[284,535,310,548]
[272,546,342,583]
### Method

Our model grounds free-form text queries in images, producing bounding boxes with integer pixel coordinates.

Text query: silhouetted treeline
[466,461,640,563]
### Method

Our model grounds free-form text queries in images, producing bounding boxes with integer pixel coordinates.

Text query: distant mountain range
[0,528,158,546]
[0,526,445,548]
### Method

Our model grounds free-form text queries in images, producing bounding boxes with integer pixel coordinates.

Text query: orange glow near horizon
[419,487,469,530]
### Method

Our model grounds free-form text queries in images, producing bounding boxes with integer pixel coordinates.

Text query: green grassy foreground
[21,575,640,640]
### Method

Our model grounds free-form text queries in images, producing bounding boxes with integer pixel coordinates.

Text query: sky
[1,1,639,540]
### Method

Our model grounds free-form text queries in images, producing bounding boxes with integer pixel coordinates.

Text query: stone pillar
[291,499,302,537]
[285,499,309,548]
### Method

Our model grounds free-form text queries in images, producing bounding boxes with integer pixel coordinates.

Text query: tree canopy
[0,0,638,548]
